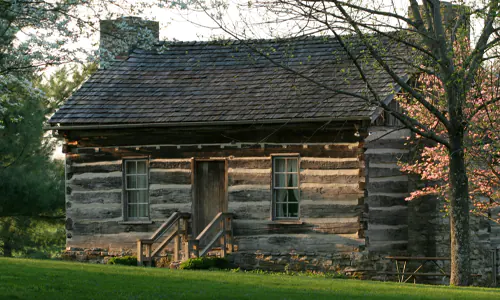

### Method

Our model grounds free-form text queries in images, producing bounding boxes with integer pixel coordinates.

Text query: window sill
[268,220,303,225]
[119,221,154,225]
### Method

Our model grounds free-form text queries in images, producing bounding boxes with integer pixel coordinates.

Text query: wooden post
[192,240,200,258]
[182,218,189,242]
[137,240,143,266]
[146,244,152,267]
[228,216,234,253]
[221,218,227,258]
[174,219,181,261]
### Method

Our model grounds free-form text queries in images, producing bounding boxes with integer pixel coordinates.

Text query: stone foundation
[62,247,135,264]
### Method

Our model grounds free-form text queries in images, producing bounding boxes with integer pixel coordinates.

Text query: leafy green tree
[0,63,95,257]
[37,63,98,112]
[0,74,65,256]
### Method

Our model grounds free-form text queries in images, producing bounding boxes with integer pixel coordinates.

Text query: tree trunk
[448,134,471,286]
[3,241,13,257]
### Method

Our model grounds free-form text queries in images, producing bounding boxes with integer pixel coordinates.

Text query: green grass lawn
[0,258,498,300]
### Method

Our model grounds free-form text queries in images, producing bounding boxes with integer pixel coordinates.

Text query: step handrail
[191,212,233,258]
[150,212,191,243]
[137,212,191,266]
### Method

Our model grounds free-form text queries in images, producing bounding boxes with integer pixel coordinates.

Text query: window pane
[128,204,138,218]
[126,161,136,174]
[287,174,298,187]
[288,189,299,203]
[127,176,137,189]
[137,161,147,174]
[288,203,299,218]
[275,158,286,172]
[128,190,139,203]
[137,175,147,188]
[138,203,148,218]
[138,190,148,203]
[275,202,287,218]
[274,189,287,203]
[274,174,286,187]
[287,159,298,172]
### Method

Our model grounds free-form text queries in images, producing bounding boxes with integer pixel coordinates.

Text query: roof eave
[369,74,409,123]
[44,116,371,131]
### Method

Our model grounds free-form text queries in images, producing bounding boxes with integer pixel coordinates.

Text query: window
[272,157,299,219]
[124,160,149,220]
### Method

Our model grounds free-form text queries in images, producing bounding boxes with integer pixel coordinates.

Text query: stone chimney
[99,17,160,63]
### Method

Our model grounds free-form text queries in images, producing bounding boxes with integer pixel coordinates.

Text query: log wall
[366,126,495,286]
[364,127,410,254]
[64,140,366,269]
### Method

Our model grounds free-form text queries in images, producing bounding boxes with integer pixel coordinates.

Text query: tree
[0,0,157,76]
[0,74,64,256]
[0,64,95,257]
[400,64,500,223]
[189,0,500,285]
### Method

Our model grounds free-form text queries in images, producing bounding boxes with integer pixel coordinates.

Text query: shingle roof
[49,35,408,126]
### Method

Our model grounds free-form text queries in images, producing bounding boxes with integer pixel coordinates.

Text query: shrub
[107,256,137,266]
[179,257,230,270]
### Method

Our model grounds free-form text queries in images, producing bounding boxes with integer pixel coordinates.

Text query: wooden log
[366,178,408,194]
[69,172,122,191]
[232,219,359,236]
[228,157,271,169]
[69,161,122,174]
[300,192,363,203]
[365,194,408,207]
[228,185,271,202]
[150,159,191,169]
[70,190,122,204]
[232,220,313,236]
[235,233,364,253]
[149,169,191,185]
[72,221,162,235]
[369,207,408,226]
[300,157,360,170]
[67,152,124,164]
[72,144,362,161]
[150,203,191,220]
[364,150,409,164]
[67,204,122,220]
[66,123,363,147]
[228,171,270,186]
[300,183,362,200]
[300,202,361,219]
[311,222,359,234]
[300,169,360,184]
[149,184,192,204]
[228,201,271,220]
[368,166,405,178]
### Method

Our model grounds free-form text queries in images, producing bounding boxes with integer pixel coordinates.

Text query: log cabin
[46,16,498,285]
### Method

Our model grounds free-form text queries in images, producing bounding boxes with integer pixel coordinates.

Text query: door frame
[191,158,229,235]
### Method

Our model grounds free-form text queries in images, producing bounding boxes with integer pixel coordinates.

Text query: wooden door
[193,160,227,236]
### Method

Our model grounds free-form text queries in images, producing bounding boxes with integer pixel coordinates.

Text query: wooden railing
[190,212,234,258]
[137,212,191,266]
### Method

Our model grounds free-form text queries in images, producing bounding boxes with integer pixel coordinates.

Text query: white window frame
[123,159,150,221]
[272,156,300,220]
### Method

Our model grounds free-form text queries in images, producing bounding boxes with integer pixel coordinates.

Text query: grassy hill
[0,258,497,299]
